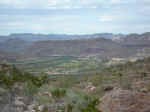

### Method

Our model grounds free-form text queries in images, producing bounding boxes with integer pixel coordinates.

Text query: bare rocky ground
[0,87,35,112]
[99,88,150,112]
[1,82,150,112]
[2,88,150,112]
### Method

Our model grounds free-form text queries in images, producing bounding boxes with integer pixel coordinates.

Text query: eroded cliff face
[99,88,150,112]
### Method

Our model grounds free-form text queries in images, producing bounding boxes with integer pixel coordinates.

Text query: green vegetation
[0,64,48,89]
[65,91,101,112]
[1,57,150,112]
[51,88,66,98]
[9,56,105,74]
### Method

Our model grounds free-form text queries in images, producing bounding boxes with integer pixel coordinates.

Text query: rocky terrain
[0,57,150,112]
[99,88,150,112]
[1,32,150,112]
[0,32,150,60]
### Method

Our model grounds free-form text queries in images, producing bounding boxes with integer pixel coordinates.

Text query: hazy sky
[0,0,150,35]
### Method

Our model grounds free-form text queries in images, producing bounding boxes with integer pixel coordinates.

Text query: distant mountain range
[0,32,150,61]
[0,33,125,41]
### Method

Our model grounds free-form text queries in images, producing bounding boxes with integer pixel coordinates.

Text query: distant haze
[0,33,125,41]
[0,0,150,35]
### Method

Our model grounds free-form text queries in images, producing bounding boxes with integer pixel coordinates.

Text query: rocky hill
[0,38,30,53]
[24,32,150,58]
[0,32,150,60]
[24,38,130,58]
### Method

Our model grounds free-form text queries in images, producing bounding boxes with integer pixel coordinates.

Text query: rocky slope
[0,32,150,59]
[24,38,130,58]
[99,88,150,112]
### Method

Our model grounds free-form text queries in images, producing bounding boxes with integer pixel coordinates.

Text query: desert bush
[80,96,101,112]
[64,89,101,112]
[51,88,66,98]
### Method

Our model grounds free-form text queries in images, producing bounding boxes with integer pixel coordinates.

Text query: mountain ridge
[0,32,150,60]
[0,33,125,41]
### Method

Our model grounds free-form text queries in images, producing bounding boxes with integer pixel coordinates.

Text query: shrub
[51,88,66,98]
[0,65,48,90]
[80,96,101,112]
[65,89,101,112]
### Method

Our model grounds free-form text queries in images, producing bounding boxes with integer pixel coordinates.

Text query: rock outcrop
[99,88,150,112]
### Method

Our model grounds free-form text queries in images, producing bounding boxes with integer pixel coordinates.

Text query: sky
[0,0,150,35]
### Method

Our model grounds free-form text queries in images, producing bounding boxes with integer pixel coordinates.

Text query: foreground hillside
[1,57,150,112]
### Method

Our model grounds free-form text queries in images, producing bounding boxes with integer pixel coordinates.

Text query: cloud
[111,0,121,4]
[99,15,114,22]
[0,0,150,34]
[0,0,116,9]
[0,0,150,10]
[0,0,60,9]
